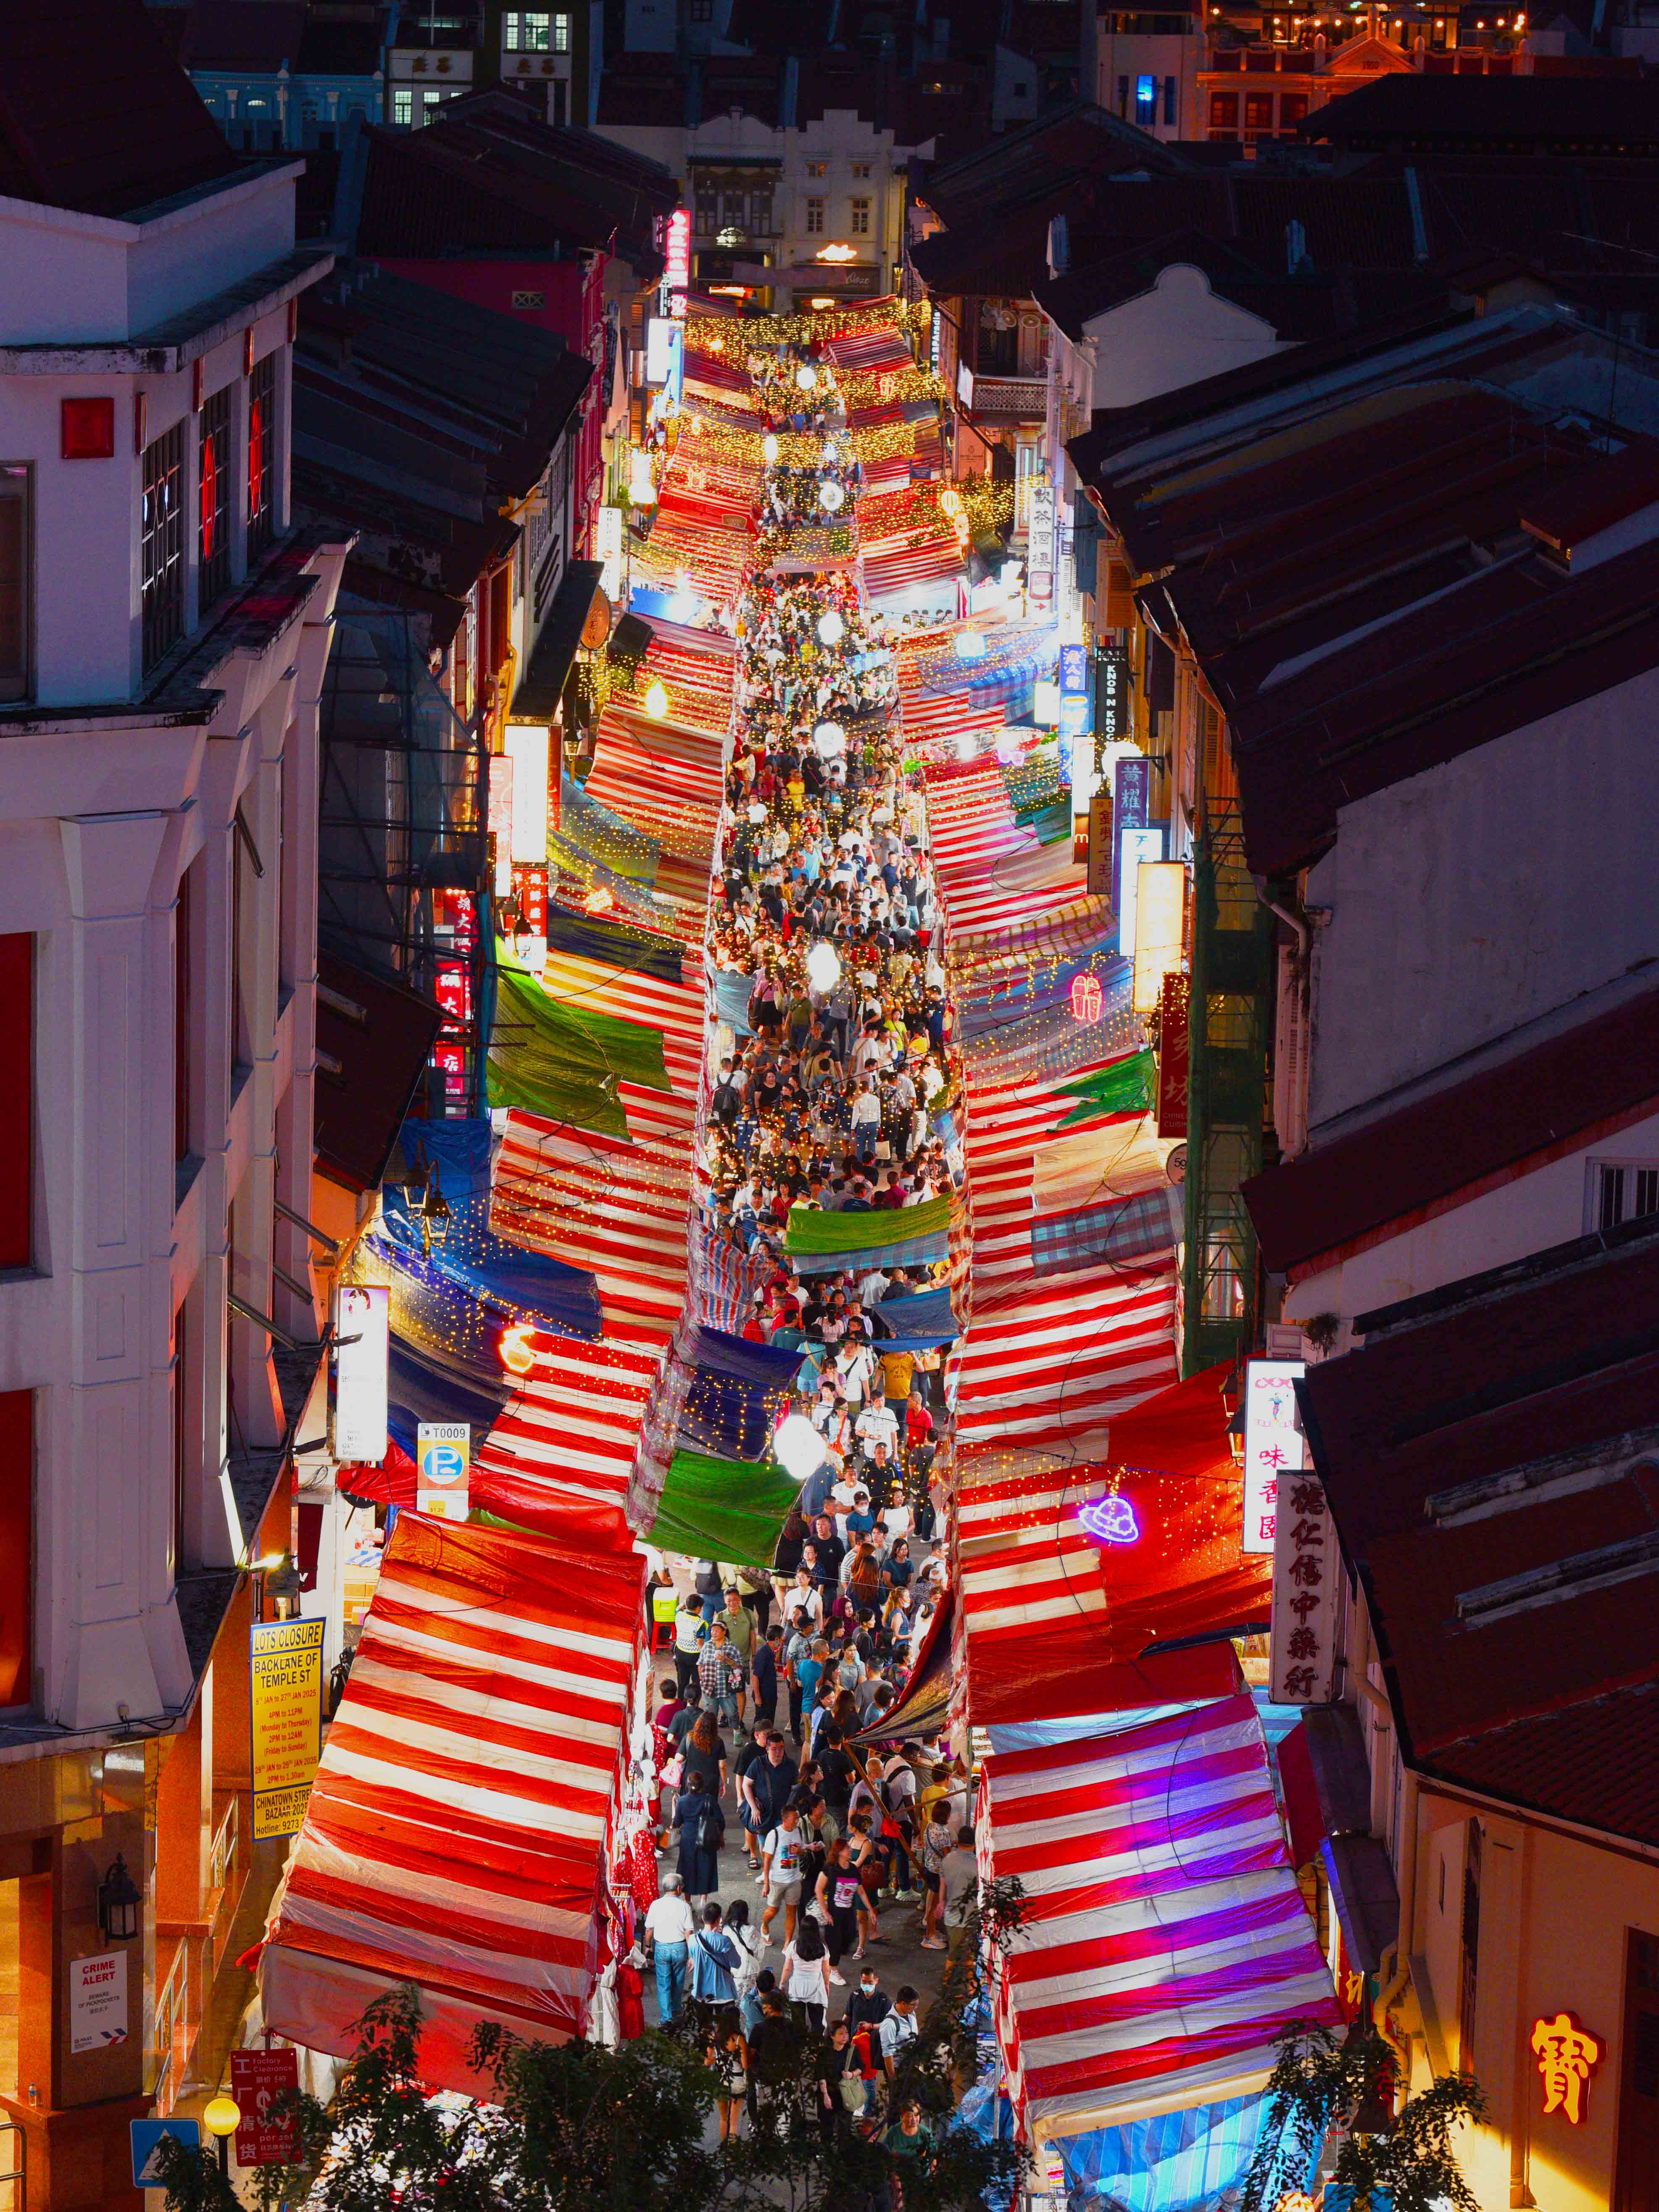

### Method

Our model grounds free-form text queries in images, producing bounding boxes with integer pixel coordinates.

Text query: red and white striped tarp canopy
[474,1323,674,1527]
[864,538,966,599]
[952,1261,1176,1455]
[824,320,913,373]
[982,1696,1341,2140]
[492,1106,694,1346]
[584,708,727,849]
[261,1516,645,2091]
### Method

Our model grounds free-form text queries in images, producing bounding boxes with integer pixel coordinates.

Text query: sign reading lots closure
[250,1618,324,1841]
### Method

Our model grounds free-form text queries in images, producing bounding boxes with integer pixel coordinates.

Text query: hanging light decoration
[774,1414,827,1482]
[763,432,780,464]
[805,940,842,991]
[819,480,845,513]
[812,722,845,758]
[796,365,819,392]
[644,679,670,719]
[816,608,845,648]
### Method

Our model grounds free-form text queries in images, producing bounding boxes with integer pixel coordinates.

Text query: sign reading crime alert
[250,1617,324,1840]
[416,1420,471,1521]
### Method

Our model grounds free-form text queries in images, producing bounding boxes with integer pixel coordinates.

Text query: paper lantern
[763,432,779,464]
[1070,971,1103,1023]
[805,940,842,991]
[819,480,845,513]
[796,365,819,392]
[817,609,845,647]
[644,679,670,720]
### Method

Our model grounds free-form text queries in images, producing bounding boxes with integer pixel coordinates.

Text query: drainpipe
[1256,877,1312,1156]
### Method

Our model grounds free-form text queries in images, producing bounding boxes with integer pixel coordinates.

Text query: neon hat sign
[1080,1495,1140,1546]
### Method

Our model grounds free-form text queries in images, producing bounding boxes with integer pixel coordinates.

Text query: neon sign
[1080,1495,1140,1546]
[1070,972,1103,1023]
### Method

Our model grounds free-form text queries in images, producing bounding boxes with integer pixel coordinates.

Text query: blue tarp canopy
[378,1118,603,1343]
[385,1336,514,1462]
[677,1325,803,1461]
[871,1283,957,1347]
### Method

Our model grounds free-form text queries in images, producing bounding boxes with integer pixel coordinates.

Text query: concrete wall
[1410,1790,1659,2212]
[0,170,299,347]
[1083,265,1285,412]
[1306,664,1659,1132]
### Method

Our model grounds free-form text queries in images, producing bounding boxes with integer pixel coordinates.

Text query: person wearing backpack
[672,1765,726,1906]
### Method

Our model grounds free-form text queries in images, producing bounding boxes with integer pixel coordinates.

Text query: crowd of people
[629,337,982,2185]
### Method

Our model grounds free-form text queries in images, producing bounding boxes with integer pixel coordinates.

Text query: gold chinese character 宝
[1531,2013,1601,2125]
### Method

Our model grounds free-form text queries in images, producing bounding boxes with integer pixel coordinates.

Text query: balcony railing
[968,375,1047,417]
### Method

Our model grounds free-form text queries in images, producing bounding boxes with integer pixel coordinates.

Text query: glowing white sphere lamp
[796,365,819,392]
[819,480,845,513]
[775,1414,828,1483]
[644,679,671,719]
[816,609,845,648]
[805,940,842,993]
[811,722,845,759]
[763,432,780,465]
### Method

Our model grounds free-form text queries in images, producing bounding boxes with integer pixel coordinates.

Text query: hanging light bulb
[816,608,845,648]
[763,432,779,464]
[819,480,845,513]
[498,1319,537,1376]
[644,679,670,719]
[805,940,842,992]
[774,1414,827,1482]
[796,365,819,392]
[811,722,845,758]
[821,439,837,466]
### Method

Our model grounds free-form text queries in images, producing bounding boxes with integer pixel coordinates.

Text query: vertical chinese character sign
[1269,1467,1339,1704]
[1243,1357,1302,1555]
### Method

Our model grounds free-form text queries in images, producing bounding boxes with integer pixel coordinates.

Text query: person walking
[814,1836,859,1983]
[688,1901,742,2007]
[743,1730,799,1871]
[643,1873,697,2024]
[759,1799,806,1947]
[673,1766,725,1906]
[673,1591,705,1700]
[698,1617,744,1731]
[781,1914,832,2031]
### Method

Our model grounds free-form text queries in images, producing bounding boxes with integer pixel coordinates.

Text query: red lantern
[1070,971,1103,1023]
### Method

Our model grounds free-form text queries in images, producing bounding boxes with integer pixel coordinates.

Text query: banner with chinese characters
[1269,1467,1339,1705]
[1242,1358,1303,1555]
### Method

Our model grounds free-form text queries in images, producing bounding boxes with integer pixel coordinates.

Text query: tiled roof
[292,264,591,631]
[918,100,1189,228]
[1301,1223,1659,1844]
[1244,977,1659,1275]
[1073,310,1659,876]
[354,95,677,264]
[909,213,1054,299]
[0,0,240,218]
[1306,71,1659,150]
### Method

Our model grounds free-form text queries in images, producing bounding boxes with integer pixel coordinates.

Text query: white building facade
[0,152,347,2200]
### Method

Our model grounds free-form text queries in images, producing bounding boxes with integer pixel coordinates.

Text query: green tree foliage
[167,1967,1027,2212]
[1242,2018,1487,2212]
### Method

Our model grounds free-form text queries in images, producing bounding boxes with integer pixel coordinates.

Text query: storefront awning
[512,558,605,726]
[313,954,445,1196]
[261,1514,643,2091]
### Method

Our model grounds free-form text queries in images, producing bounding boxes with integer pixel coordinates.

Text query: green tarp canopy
[784,1193,952,1257]
[1054,1049,1154,1130]
[648,1448,801,1569]
[487,954,672,1133]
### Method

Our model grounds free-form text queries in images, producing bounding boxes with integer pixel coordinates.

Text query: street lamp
[96,1854,140,1944]
[264,1553,303,1621]
[203,2095,241,2178]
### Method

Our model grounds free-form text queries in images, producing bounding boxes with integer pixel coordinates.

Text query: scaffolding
[1181,795,1275,1376]
[317,610,490,1116]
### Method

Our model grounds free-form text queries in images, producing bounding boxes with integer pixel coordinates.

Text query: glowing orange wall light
[498,1319,537,1376]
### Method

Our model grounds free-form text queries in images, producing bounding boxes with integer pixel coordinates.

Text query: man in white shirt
[759,1803,806,1945]
[878,1986,921,2085]
[858,1264,891,1307]
[643,1873,698,2023]
[856,1397,899,1457]
[940,1827,980,1959]
[836,1340,876,1407]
